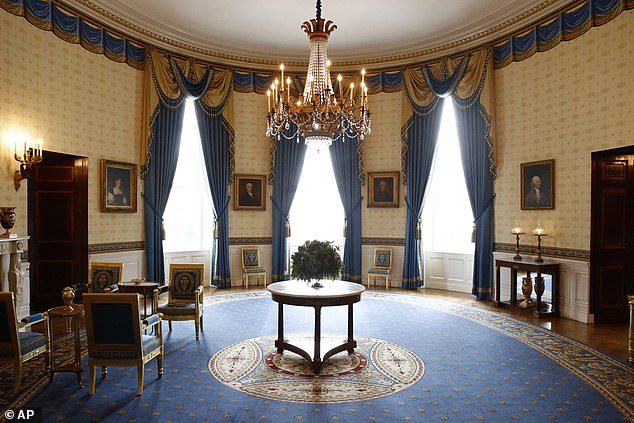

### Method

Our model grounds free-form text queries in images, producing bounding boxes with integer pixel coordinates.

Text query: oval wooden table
[267,280,365,374]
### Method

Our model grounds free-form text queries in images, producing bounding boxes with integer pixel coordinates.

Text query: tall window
[421,97,474,254]
[289,146,345,251]
[163,99,214,252]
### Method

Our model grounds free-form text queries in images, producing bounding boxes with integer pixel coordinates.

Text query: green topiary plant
[291,240,343,283]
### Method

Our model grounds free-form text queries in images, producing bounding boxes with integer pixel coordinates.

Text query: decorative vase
[0,207,17,238]
[521,276,533,308]
[61,286,75,310]
[533,276,545,298]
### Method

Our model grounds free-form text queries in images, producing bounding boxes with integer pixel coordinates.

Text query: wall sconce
[511,226,525,261]
[14,138,43,191]
[532,224,547,263]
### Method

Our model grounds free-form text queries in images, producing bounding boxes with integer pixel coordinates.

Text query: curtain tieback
[473,193,496,224]
[141,193,166,240]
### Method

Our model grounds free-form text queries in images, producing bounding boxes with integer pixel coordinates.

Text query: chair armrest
[142,313,162,330]
[195,285,204,303]
[19,312,48,328]
[157,284,169,294]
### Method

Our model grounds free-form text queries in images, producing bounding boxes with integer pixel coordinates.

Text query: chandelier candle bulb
[280,64,284,91]
[350,82,354,101]
[267,90,271,112]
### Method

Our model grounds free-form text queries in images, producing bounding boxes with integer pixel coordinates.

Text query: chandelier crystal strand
[265,0,371,149]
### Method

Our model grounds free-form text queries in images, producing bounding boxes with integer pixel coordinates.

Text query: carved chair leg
[13,362,22,392]
[157,354,163,378]
[195,319,200,340]
[89,362,96,395]
[137,365,144,396]
[168,320,172,331]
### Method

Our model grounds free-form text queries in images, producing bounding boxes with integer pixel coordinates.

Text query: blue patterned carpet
[7,290,634,422]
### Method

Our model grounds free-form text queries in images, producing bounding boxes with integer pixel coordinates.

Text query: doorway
[590,146,634,323]
[28,151,88,311]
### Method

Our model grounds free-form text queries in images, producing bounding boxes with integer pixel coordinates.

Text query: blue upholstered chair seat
[368,267,390,275]
[0,292,51,391]
[142,335,161,354]
[158,303,196,316]
[83,293,164,396]
[19,332,47,355]
[244,267,266,274]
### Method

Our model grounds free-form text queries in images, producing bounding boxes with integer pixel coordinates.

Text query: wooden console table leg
[510,268,518,305]
[313,305,322,374]
[495,265,502,306]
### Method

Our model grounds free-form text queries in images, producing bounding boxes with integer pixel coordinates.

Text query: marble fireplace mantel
[0,236,30,320]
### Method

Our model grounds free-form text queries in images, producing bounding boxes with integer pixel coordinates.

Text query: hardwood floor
[210,285,633,364]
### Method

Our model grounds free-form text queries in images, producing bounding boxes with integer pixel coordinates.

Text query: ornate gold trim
[65,0,566,70]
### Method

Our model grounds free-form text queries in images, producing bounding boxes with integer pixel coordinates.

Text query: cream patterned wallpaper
[0,11,144,244]
[494,11,634,251]
[362,91,406,238]
[230,92,272,237]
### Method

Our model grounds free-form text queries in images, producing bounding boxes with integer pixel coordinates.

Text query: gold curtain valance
[141,48,235,177]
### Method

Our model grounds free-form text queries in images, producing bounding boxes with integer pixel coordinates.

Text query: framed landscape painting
[368,171,399,208]
[521,159,554,210]
[101,160,137,213]
[234,174,266,210]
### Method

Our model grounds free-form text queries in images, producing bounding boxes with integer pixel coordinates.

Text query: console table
[495,258,560,318]
[267,280,365,374]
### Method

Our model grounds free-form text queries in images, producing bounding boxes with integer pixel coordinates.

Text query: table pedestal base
[275,302,357,374]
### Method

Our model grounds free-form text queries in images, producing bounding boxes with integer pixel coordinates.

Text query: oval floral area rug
[208,333,425,403]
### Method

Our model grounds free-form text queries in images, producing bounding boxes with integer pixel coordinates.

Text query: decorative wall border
[494,242,589,261]
[229,237,272,245]
[88,241,144,254]
[362,237,406,246]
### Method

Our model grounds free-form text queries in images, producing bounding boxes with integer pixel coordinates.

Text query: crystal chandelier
[265,0,371,149]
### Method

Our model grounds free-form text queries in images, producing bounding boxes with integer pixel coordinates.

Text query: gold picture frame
[234,174,267,210]
[521,159,554,210]
[368,171,399,208]
[101,160,137,213]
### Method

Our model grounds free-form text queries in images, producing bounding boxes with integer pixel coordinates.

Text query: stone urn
[0,207,17,238]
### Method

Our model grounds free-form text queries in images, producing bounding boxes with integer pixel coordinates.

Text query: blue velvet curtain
[454,102,494,300]
[143,54,234,286]
[401,99,444,288]
[329,136,362,283]
[196,103,232,288]
[144,104,185,282]
[271,131,307,282]
[402,51,495,298]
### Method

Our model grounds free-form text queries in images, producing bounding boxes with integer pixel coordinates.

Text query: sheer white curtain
[421,97,474,254]
[163,99,214,253]
[288,146,345,253]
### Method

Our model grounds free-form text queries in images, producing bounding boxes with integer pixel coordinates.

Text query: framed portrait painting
[234,174,266,210]
[101,160,137,213]
[521,159,554,210]
[368,171,399,208]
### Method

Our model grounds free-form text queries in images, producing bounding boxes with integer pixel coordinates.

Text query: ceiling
[69,0,570,70]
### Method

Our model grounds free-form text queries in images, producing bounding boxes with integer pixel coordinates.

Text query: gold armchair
[157,264,205,340]
[367,248,393,290]
[83,293,163,396]
[241,248,267,289]
[88,262,123,293]
[0,292,51,392]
